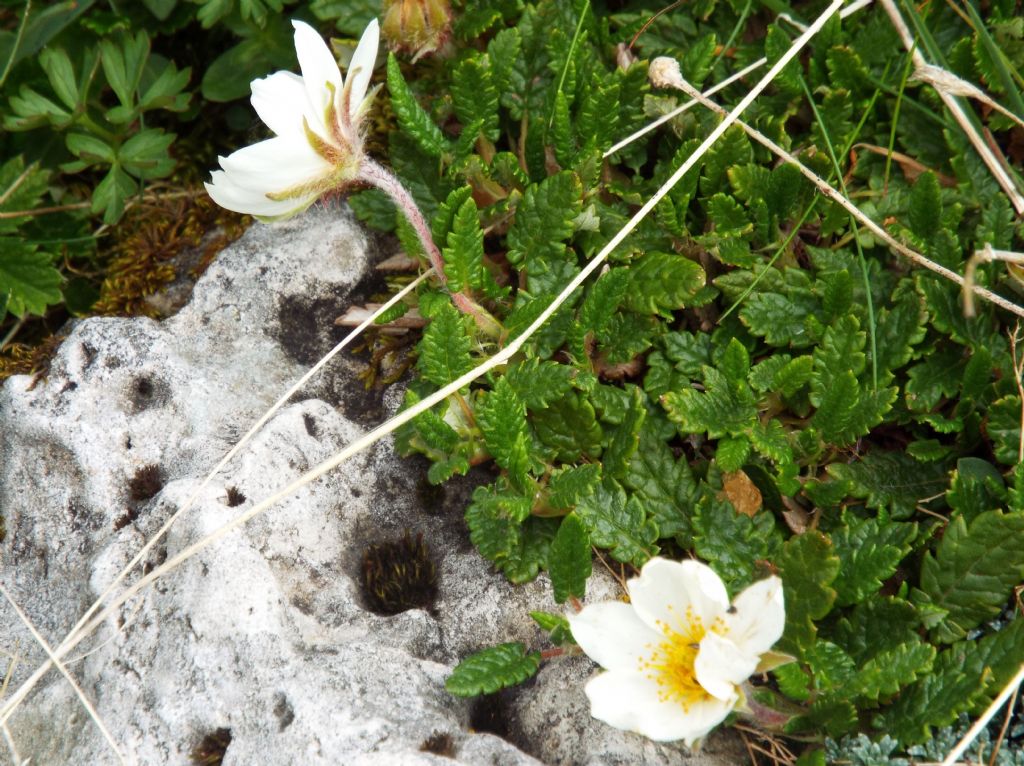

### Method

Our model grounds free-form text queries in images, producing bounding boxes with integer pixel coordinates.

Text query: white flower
[568,557,785,746]
[205,19,380,220]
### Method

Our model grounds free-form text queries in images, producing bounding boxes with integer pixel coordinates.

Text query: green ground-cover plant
[343,0,1024,757]
[3,0,1024,761]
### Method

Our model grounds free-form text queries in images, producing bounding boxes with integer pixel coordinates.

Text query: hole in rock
[469,691,513,740]
[190,727,231,765]
[127,374,169,412]
[302,412,319,439]
[420,731,456,757]
[128,464,163,503]
[360,530,438,616]
[225,486,246,507]
[272,692,294,731]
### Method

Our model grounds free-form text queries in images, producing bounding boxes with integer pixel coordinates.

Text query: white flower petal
[628,558,729,637]
[292,20,342,130]
[584,670,734,745]
[721,576,785,658]
[218,136,333,191]
[205,170,315,218]
[695,631,759,701]
[250,71,310,138]
[569,602,661,673]
[345,18,379,119]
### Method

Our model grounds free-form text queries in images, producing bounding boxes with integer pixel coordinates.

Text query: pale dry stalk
[878,0,1024,215]
[647,57,1024,318]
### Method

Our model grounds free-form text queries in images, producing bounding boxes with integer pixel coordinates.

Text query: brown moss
[93,192,249,318]
[0,334,66,386]
[361,530,438,615]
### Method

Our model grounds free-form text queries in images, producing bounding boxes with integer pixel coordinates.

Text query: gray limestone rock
[0,205,745,765]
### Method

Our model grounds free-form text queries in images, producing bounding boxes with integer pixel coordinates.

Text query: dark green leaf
[918,510,1024,643]
[575,482,658,567]
[445,642,542,696]
[387,52,451,158]
[548,513,591,603]
[418,302,474,387]
[0,239,63,317]
[776,531,839,655]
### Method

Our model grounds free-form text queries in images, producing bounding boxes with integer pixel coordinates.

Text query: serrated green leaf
[831,511,918,607]
[575,482,658,567]
[502,359,575,410]
[873,292,926,373]
[0,239,63,318]
[579,268,629,341]
[548,513,591,603]
[908,171,942,244]
[663,365,757,438]
[851,642,936,702]
[442,196,485,294]
[603,387,645,481]
[715,436,751,471]
[532,391,603,462]
[431,186,474,245]
[787,697,858,738]
[947,458,1006,525]
[445,642,542,696]
[623,251,705,317]
[118,128,175,178]
[506,171,582,268]
[776,531,839,654]
[987,395,1023,466]
[427,453,471,484]
[452,54,499,141]
[693,494,782,591]
[478,377,532,490]
[826,451,950,518]
[418,302,474,387]
[919,510,1024,643]
[545,464,601,512]
[875,638,992,744]
[622,424,698,544]
[530,611,573,645]
[831,597,923,664]
[0,157,50,234]
[387,52,450,158]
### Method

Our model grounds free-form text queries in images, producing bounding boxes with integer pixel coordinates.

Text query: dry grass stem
[963,245,1024,317]
[879,0,1024,214]
[0,583,125,764]
[648,58,1024,319]
[0,269,433,729]
[605,0,873,159]
[913,63,1024,130]
[941,664,1024,766]
[0,0,848,726]
[1009,322,1024,464]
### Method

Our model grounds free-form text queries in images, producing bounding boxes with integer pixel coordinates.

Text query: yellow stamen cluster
[639,605,711,711]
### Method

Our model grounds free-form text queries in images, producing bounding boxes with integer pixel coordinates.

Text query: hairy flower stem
[358,158,501,337]
[359,158,447,282]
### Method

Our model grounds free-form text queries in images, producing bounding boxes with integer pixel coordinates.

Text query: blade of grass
[0,1,851,726]
[721,67,889,326]
[884,49,917,193]
[799,74,879,390]
[960,0,1024,116]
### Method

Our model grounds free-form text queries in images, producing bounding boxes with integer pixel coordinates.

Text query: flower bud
[382,0,453,62]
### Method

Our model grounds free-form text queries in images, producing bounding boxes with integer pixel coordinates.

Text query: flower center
[639,605,710,711]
